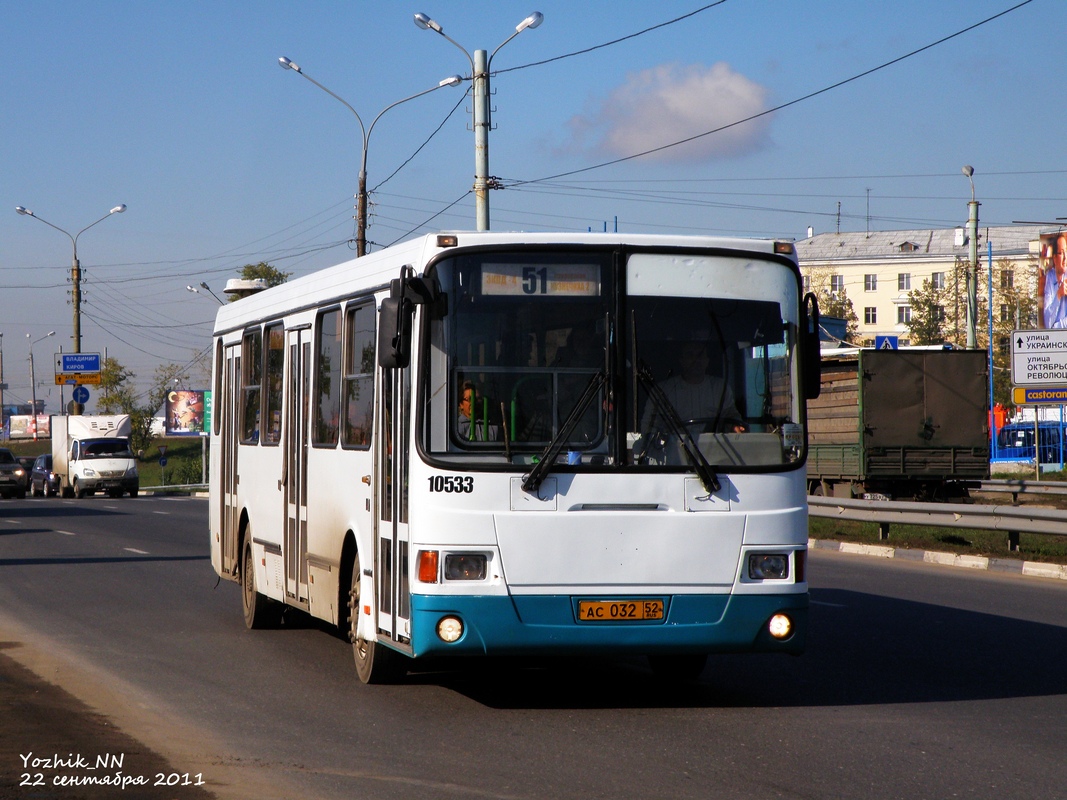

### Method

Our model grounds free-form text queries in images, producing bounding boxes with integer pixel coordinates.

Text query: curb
[808,538,1067,581]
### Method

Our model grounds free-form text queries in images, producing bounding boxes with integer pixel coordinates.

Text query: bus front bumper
[407,592,808,659]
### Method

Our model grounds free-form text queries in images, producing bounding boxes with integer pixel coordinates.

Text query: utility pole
[963,166,979,349]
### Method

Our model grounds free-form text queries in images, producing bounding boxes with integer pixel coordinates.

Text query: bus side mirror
[378,295,412,369]
[801,292,821,400]
[378,266,441,369]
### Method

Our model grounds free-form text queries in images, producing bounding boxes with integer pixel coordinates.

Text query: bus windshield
[424,247,803,471]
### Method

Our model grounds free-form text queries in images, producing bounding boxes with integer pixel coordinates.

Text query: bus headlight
[748,553,789,580]
[768,614,793,640]
[444,554,486,581]
[436,616,464,643]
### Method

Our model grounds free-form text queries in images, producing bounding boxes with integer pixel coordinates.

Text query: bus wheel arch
[240,517,282,629]
[345,537,405,684]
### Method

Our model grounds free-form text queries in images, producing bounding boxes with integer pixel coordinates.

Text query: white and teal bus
[208,232,821,683]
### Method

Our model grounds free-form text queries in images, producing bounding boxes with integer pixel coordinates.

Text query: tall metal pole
[15,205,125,414]
[28,348,36,441]
[26,332,54,439]
[278,57,460,256]
[473,48,490,231]
[962,166,979,349]
[414,11,543,232]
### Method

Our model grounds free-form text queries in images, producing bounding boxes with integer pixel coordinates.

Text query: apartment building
[797,225,1048,346]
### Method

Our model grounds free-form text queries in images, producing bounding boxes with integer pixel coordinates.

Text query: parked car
[30,454,60,497]
[0,449,27,498]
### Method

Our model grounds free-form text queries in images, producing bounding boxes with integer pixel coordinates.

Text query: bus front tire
[242,535,281,629]
[349,554,405,684]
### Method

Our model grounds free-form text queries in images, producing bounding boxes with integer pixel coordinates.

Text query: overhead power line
[503,0,1035,188]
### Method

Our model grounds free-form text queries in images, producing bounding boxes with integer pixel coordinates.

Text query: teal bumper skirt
[408,592,807,658]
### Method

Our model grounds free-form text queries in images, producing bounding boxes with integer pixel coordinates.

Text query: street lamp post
[27,331,55,441]
[14,204,126,360]
[962,166,979,349]
[187,282,224,305]
[278,57,461,257]
[414,11,543,232]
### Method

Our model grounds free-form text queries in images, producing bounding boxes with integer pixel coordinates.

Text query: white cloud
[561,62,772,163]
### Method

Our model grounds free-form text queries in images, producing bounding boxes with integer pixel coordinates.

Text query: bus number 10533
[428,475,475,494]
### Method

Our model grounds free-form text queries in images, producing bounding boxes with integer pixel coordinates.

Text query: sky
[1,0,1061,410]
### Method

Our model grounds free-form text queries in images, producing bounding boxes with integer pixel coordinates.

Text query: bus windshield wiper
[522,370,606,494]
[636,361,720,494]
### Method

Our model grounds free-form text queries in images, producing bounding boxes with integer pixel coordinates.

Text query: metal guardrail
[140,483,207,494]
[976,479,1067,500]
[808,495,1067,552]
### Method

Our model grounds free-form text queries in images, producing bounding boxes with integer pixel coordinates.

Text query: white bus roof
[213,231,797,334]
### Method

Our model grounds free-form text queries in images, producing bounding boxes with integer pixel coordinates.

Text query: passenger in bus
[457,380,500,441]
[642,340,745,434]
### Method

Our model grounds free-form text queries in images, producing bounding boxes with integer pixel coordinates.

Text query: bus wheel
[242,534,281,629]
[349,555,405,684]
[648,654,707,682]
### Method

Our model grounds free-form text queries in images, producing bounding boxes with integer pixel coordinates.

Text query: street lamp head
[278,56,301,73]
[186,285,198,293]
[517,11,543,32]
[15,206,32,216]
[413,12,442,32]
[962,165,974,178]
[439,74,463,87]
[110,204,126,214]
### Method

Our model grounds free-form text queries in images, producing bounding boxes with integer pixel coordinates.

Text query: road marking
[124,548,150,555]
[56,530,77,536]
[152,511,170,515]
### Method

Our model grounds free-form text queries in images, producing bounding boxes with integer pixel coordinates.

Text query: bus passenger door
[375,363,412,652]
[220,345,240,576]
[284,329,310,605]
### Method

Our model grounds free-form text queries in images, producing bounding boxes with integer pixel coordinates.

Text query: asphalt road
[1,496,1066,800]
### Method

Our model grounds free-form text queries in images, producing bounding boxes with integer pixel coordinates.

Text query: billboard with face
[1037,231,1067,329]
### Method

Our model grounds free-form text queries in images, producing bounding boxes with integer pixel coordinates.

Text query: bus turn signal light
[418,550,439,583]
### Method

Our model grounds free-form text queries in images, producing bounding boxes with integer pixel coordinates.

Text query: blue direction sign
[55,352,102,385]
[72,385,90,404]
[56,353,101,373]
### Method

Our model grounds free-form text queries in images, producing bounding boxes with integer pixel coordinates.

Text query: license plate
[577,599,664,622]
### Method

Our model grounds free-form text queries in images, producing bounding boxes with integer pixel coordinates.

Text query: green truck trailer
[806,349,990,500]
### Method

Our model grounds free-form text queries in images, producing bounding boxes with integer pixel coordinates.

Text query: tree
[238,262,290,293]
[148,363,191,418]
[906,279,947,345]
[805,265,859,343]
[97,357,136,414]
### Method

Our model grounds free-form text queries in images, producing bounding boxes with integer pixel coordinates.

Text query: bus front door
[220,345,241,576]
[375,363,412,652]
[284,329,310,606]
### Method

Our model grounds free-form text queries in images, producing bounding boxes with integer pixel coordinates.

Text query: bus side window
[343,302,375,447]
[241,328,262,444]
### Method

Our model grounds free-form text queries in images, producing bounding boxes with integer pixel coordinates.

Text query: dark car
[16,456,35,493]
[0,449,27,498]
[30,454,60,497]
